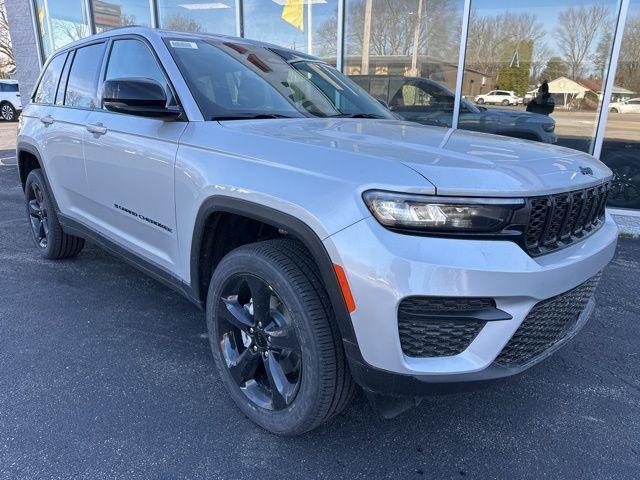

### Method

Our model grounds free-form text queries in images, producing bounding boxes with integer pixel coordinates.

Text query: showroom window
[460,0,620,151]
[600,0,640,210]
[344,0,465,127]
[35,0,91,57]
[92,0,152,32]
[243,0,339,65]
[157,0,236,34]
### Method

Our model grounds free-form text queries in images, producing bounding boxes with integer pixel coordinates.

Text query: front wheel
[206,239,355,435]
[501,99,510,106]
[476,98,485,105]
[1,102,16,121]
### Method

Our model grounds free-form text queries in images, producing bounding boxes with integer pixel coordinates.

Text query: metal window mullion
[452,0,472,129]
[592,0,630,159]
[29,0,45,65]
[336,0,345,71]
[84,0,96,35]
[150,0,158,28]
[235,0,244,37]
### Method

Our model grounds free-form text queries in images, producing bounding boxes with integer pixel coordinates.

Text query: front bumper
[324,213,617,394]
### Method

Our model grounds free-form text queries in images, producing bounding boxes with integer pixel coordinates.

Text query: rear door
[82,36,187,271]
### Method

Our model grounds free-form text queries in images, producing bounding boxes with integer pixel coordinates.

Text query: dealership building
[5,0,640,219]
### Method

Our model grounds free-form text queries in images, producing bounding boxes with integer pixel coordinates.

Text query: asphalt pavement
[1,149,639,479]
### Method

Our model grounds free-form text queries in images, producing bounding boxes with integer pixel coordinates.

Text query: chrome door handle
[86,123,107,135]
[40,115,54,125]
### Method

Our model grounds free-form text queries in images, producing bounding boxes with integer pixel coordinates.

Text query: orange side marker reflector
[333,264,356,313]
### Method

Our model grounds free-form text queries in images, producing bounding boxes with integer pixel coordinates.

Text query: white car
[17,28,616,435]
[609,97,640,113]
[0,79,21,121]
[475,90,521,106]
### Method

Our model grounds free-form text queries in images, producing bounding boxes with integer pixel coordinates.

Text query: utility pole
[410,0,424,76]
[361,0,372,74]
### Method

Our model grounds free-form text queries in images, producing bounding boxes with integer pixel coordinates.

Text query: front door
[82,37,187,272]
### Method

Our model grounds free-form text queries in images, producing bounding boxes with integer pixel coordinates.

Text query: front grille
[524,183,610,256]
[495,274,601,368]
[398,297,493,357]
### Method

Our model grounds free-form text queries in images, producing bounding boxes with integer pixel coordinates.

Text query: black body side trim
[190,196,359,347]
[58,213,203,308]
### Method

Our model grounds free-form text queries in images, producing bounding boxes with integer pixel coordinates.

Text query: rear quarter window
[65,42,106,108]
[34,54,67,104]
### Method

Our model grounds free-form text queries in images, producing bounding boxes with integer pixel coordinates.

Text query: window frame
[62,40,108,110]
[31,51,69,105]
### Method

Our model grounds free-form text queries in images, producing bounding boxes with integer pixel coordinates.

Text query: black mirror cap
[102,77,182,120]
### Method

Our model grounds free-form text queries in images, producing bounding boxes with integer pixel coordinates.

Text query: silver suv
[17,28,617,435]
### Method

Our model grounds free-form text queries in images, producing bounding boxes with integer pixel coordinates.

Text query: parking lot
[0,122,639,479]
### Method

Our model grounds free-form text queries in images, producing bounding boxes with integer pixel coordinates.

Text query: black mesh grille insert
[495,274,601,368]
[398,298,493,357]
[524,182,610,256]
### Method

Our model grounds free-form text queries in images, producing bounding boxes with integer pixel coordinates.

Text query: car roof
[46,26,320,63]
[0,79,18,83]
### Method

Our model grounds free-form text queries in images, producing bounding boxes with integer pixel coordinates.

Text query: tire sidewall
[25,169,56,257]
[1,103,15,121]
[206,247,326,435]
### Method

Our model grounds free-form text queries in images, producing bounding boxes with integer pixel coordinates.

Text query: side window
[55,51,74,105]
[34,53,67,104]
[65,42,106,108]
[104,39,174,107]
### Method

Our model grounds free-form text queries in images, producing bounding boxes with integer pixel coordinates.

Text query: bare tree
[0,0,15,76]
[615,14,640,94]
[162,14,203,33]
[553,4,610,80]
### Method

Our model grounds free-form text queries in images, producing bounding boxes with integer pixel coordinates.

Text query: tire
[501,99,510,106]
[25,169,85,259]
[206,238,355,435]
[610,108,619,113]
[1,102,16,122]
[476,98,485,105]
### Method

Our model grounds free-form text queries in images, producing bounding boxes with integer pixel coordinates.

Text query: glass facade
[27,0,640,210]
[157,0,236,35]
[601,0,640,210]
[462,0,620,152]
[92,0,152,32]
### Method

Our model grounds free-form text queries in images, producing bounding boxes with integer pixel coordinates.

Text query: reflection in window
[601,0,640,209]
[157,0,236,35]
[243,0,339,65]
[65,42,106,108]
[92,0,152,32]
[35,0,91,57]
[461,0,619,151]
[344,0,464,127]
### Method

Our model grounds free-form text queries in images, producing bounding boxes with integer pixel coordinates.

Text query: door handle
[40,115,54,125]
[86,123,107,135]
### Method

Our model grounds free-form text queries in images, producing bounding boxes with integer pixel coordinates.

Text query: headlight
[363,190,524,233]
[542,123,555,132]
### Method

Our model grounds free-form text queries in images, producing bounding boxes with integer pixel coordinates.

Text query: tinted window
[0,83,18,92]
[104,39,174,106]
[65,43,106,108]
[34,54,67,104]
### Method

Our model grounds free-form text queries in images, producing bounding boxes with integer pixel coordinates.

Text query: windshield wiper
[212,113,294,121]
[328,113,387,119]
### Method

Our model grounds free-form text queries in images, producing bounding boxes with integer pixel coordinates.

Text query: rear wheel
[610,107,619,113]
[476,98,485,105]
[25,169,85,259]
[501,99,510,106]
[206,239,355,435]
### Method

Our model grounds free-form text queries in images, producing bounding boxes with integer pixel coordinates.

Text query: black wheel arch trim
[190,196,360,348]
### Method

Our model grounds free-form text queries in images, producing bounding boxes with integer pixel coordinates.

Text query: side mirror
[377,98,390,109]
[102,78,182,120]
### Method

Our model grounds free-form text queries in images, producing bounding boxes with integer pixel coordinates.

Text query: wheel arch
[17,142,50,194]
[190,196,359,347]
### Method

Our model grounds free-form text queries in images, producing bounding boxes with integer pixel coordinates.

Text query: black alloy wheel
[610,162,640,208]
[217,273,302,411]
[27,181,49,249]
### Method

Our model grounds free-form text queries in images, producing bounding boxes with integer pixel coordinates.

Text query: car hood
[220,118,611,197]
[479,108,552,123]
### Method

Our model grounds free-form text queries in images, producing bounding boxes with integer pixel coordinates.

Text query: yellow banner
[282,0,304,31]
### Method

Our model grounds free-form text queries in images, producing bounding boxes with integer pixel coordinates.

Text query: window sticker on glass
[170,41,198,49]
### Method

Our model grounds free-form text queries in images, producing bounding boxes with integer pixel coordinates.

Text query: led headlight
[363,190,524,233]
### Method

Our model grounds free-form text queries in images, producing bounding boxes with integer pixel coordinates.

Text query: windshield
[165,38,394,120]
